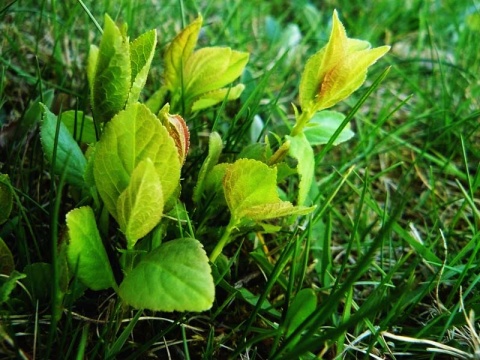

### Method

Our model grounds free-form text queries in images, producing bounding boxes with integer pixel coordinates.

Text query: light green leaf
[185,47,249,99]
[0,238,14,275]
[303,110,354,146]
[298,10,389,113]
[163,16,249,114]
[204,163,229,207]
[40,104,87,188]
[191,84,245,112]
[223,159,313,221]
[87,44,99,95]
[298,48,325,112]
[66,206,116,290]
[128,29,157,104]
[83,145,97,193]
[61,110,97,144]
[193,132,223,203]
[93,103,180,220]
[0,174,13,225]
[92,14,131,123]
[164,16,203,92]
[286,133,315,205]
[118,238,214,312]
[117,159,164,248]
[285,288,317,337]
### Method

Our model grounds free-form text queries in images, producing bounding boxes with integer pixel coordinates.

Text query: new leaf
[93,103,180,221]
[298,10,390,119]
[223,159,313,222]
[163,16,249,114]
[117,159,164,248]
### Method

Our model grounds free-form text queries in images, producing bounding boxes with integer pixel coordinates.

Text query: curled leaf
[158,104,190,164]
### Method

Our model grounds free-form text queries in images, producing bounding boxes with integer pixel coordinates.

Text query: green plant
[36,9,389,316]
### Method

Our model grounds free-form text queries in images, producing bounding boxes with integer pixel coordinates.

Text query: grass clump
[1,0,479,359]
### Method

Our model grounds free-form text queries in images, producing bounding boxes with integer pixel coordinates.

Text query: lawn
[1,0,479,359]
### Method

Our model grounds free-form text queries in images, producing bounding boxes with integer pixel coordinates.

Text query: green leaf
[22,263,51,302]
[191,84,245,112]
[118,238,214,312]
[117,159,164,248]
[60,110,97,144]
[17,89,55,139]
[286,133,315,206]
[298,48,325,112]
[0,238,14,275]
[223,159,313,221]
[158,106,190,164]
[303,110,354,146]
[193,132,223,204]
[92,14,131,123]
[40,104,87,188]
[93,103,181,221]
[204,163,229,207]
[0,174,13,225]
[0,270,25,305]
[87,44,99,95]
[163,16,203,93]
[163,16,248,114]
[285,288,317,337]
[184,47,249,99]
[298,10,389,113]
[66,206,116,290]
[145,85,169,114]
[128,29,157,104]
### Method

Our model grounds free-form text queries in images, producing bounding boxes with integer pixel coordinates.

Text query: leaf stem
[290,110,312,137]
[209,218,237,263]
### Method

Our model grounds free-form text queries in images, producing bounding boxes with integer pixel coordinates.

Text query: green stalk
[209,218,237,263]
[290,110,312,137]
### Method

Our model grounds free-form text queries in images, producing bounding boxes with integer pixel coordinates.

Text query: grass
[1,0,479,359]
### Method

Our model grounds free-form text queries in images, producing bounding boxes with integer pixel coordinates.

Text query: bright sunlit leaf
[117,159,164,248]
[223,158,313,222]
[299,10,390,115]
[93,103,180,221]
[163,16,249,114]
[128,29,157,104]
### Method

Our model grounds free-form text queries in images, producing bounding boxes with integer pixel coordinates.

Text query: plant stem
[209,218,237,263]
[290,110,312,137]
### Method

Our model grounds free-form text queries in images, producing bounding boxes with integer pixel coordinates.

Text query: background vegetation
[1,0,479,358]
